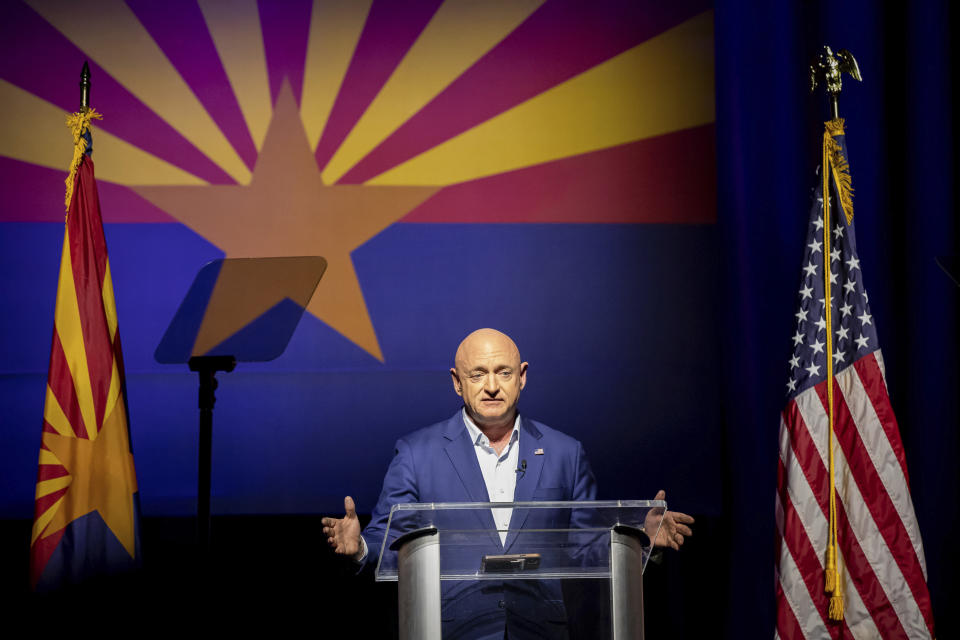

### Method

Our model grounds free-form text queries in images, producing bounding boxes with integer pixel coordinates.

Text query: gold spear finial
[810,46,862,119]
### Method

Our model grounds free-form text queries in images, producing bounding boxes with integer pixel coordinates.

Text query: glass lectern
[375,500,665,639]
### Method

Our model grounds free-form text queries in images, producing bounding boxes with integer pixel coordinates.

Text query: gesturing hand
[322,496,363,558]
[647,490,695,550]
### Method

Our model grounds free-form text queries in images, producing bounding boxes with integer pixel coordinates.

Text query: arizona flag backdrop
[1,1,719,519]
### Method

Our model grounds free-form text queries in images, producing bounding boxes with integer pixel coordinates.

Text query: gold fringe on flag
[64,108,102,214]
[821,117,847,622]
[824,118,854,224]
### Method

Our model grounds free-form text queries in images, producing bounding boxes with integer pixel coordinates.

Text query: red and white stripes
[775,351,934,639]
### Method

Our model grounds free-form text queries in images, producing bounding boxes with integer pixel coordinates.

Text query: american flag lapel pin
[534,448,544,455]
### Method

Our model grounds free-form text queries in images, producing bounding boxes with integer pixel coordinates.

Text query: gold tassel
[824,543,837,592]
[63,108,103,214]
[829,594,845,621]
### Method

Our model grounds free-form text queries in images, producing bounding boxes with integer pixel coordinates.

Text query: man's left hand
[648,489,695,550]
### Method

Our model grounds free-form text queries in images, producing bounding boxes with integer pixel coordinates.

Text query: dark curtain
[715,0,958,636]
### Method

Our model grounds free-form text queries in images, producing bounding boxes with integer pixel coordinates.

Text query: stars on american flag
[810,338,824,355]
[786,180,880,396]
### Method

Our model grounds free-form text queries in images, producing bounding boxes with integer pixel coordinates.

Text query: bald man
[323,329,692,637]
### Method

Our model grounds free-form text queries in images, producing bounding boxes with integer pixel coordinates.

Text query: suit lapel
[505,416,545,551]
[442,412,500,545]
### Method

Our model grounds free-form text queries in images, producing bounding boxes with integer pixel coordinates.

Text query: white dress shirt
[462,409,521,546]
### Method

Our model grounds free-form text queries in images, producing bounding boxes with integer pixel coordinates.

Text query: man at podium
[323,328,693,637]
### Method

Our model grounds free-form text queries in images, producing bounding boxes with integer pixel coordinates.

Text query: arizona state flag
[29,109,140,589]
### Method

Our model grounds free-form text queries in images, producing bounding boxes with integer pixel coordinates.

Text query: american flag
[775,122,935,639]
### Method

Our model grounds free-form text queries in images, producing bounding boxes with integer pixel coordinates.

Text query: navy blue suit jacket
[362,411,598,639]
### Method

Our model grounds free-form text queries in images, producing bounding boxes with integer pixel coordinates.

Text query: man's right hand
[322,496,363,558]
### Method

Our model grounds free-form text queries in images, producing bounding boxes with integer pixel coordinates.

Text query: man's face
[451,331,528,430]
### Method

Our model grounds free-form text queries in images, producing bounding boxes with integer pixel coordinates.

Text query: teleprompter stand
[155,257,327,551]
[188,354,236,553]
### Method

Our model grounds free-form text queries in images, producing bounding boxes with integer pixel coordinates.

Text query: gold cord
[63,108,103,214]
[822,119,844,622]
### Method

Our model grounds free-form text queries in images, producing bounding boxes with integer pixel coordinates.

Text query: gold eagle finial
[810,46,862,96]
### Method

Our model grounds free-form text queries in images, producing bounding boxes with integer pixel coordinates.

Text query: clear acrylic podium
[375,500,665,639]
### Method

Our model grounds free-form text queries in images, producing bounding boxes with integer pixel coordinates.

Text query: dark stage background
[1,0,957,636]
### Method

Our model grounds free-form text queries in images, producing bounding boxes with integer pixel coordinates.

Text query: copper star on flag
[135,85,440,361]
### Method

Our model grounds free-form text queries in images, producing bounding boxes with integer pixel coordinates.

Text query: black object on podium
[155,257,327,552]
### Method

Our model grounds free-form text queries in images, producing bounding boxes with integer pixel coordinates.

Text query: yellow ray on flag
[26,0,251,184]
[0,79,70,171]
[31,496,65,545]
[102,263,118,340]
[87,123,207,186]
[321,0,544,184]
[369,10,715,187]
[38,449,62,466]
[43,386,75,438]
[36,476,73,499]
[199,0,273,152]
[301,0,373,152]
[0,79,205,186]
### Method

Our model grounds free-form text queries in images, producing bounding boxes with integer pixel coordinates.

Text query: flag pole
[809,44,862,623]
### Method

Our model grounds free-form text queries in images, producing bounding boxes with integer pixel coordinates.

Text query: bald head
[454,328,521,372]
[451,328,528,431]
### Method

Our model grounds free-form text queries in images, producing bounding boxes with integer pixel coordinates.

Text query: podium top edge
[388,500,668,513]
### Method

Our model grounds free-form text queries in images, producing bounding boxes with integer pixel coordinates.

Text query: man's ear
[451,368,463,396]
[519,362,528,390]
